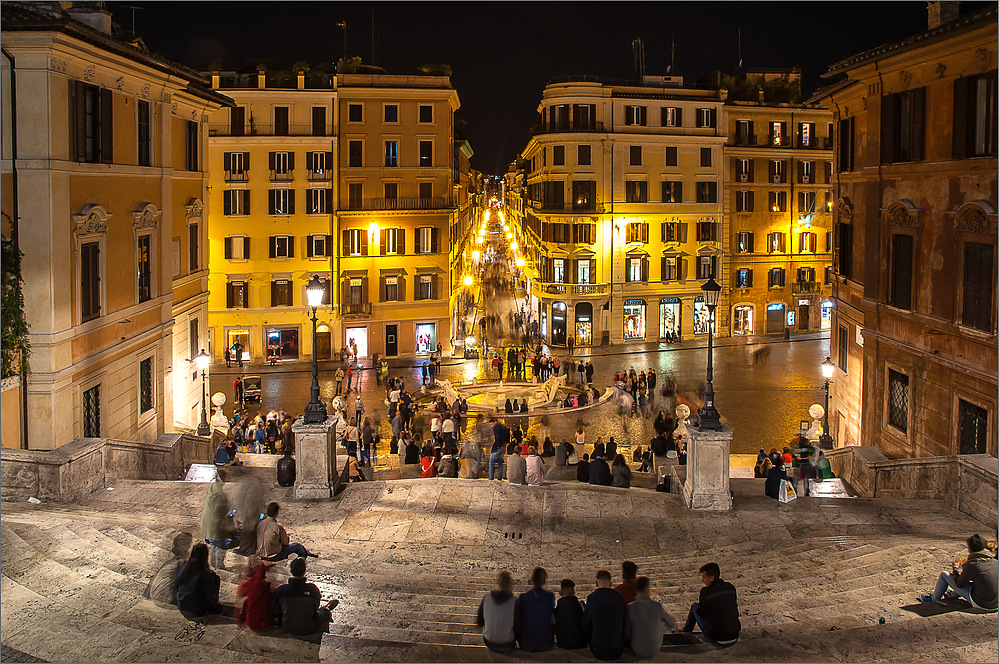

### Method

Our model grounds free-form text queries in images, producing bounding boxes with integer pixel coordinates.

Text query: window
[270,150,293,179]
[768,267,786,288]
[137,100,151,166]
[227,280,247,308]
[271,279,292,307]
[573,104,594,130]
[696,255,715,279]
[188,223,199,271]
[959,400,988,455]
[348,140,363,167]
[553,259,565,283]
[269,234,294,259]
[769,121,787,147]
[736,190,754,212]
[696,221,717,242]
[696,108,715,128]
[83,384,101,438]
[838,325,848,372]
[627,257,647,282]
[826,231,833,252]
[419,140,433,167]
[224,235,249,260]
[384,104,398,123]
[572,181,595,210]
[576,259,593,284]
[384,141,398,167]
[770,159,785,183]
[348,103,363,122]
[696,181,717,203]
[962,242,994,331]
[137,234,152,303]
[736,158,753,182]
[665,147,678,167]
[230,106,245,136]
[312,106,327,136]
[797,267,816,283]
[572,223,594,244]
[307,151,331,180]
[345,229,364,256]
[887,368,909,433]
[419,104,433,123]
[838,223,853,279]
[274,106,289,135]
[838,117,855,171]
[577,145,591,166]
[825,190,835,213]
[769,191,787,213]
[306,188,331,214]
[384,182,398,200]
[418,275,434,300]
[881,88,925,163]
[824,266,834,284]
[626,222,648,243]
[553,145,565,166]
[81,240,101,321]
[75,83,111,163]
[798,122,815,147]
[735,119,754,144]
[419,182,433,200]
[699,147,712,167]
[185,121,198,171]
[662,107,680,127]
[662,221,685,243]
[189,318,199,367]
[767,232,786,253]
[736,268,754,288]
[799,231,816,253]
[625,105,647,126]
[661,257,680,281]
[415,226,438,253]
[268,189,294,215]
[954,73,997,158]
[824,161,833,184]
[225,151,248,181]
[347,183,363,209]
[381,228,401,255]
[662,181,682,203]
[384,276,399,302]
[799,191,816,215]
[799,160,813,184]
[738,232,754,253]
[139,357,153,414]
[889,234,914,310]
[625,181,648,203]
[629,145,642,166]
[223,189,250,216]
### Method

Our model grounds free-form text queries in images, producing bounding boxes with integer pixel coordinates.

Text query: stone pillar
[682,423,733,511]
[292,417,335,499]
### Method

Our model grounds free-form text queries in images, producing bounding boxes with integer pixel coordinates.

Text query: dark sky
[110,1,989,175]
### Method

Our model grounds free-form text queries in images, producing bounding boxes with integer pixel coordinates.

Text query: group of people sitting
[757,444,834,499]
[477,561,741,659]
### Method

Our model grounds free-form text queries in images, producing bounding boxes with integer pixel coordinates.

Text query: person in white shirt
[442,415,456,449]
[430,415,442,442]
[627,576,676,658]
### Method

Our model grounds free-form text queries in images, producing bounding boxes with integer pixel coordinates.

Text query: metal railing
[532,282,609,297]
[339,302,372,317]
[341,196,453,211]
[791,281,821,294]
[209,124,331,137]
[530,121,605,135]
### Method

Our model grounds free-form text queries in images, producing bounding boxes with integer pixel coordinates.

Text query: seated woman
[542,436,555,458]
[176,543,221,619]
[565,441,579,465]
[764,462,788,499]
[525,447,546,486]
[520,399,529,413]
[346,455,366,482]
[632,446,643,463]
[512,400,521,413]
[235,558,274,633]
[504,399,514,413]
[611,454,632,488]
[420,454,438,478]
[404,438,420,464]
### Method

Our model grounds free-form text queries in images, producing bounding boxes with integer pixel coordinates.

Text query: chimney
[297,71,305,90]
[257,70,267,89]
[65,2,112,35]
[927,1,960,29]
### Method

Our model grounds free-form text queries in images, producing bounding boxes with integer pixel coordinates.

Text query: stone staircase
[1,476,996,663]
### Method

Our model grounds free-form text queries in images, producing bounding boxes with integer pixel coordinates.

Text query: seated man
[919,534,998,611]
[269,557,339,636]
[583,569,629,660]
[506,448,527,485]
[277,447,296,487]
[256,502,318,561]
[682,562,740,647]
[554,578,587,650]
[627,576,676,658]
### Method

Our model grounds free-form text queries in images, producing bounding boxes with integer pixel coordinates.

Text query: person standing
[233,377,243,405]
[681,562,741,647]
[515,567,556,652]
[585,360,594,385]
[334,367,344,396]
[232,341,244,368]
[577,360,586,386]
[567,335,575,356]
[345,365,354,393]
[627,576,676,658]
[489,418,508,481]
[421,361,429,385]
[354,396,365,428]
[583,569,630,660]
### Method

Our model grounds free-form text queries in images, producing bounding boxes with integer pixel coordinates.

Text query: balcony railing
[532,282,609,297]
[341,196,453,211]
[224,171,248,182]
[791,281,821,294]
[209,124,332,137]
[529,200,604,214]
[733,134,758,146]
[530,121,605,136]
[339,302,372,317]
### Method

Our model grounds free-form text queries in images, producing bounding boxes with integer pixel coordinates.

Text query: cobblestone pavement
[1,644,49,663]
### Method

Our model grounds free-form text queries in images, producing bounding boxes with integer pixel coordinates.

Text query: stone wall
[827,447,998,530]
[0,432,214,503]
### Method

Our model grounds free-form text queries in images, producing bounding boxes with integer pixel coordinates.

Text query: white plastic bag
[778,479,797,503]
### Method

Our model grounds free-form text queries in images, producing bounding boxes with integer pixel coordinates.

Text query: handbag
[778,478,797,503]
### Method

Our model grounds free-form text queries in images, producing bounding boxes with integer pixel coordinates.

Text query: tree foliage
[1,237,30,378]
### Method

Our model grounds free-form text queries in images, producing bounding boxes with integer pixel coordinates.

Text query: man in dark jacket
[589,454,612,486]
[515,567,555,651]
[277,448,296,487]
[554,578,586,649]
[764,462,789,499]
[583,569,630,660]
[576,454,590,482]
[920,533,998,610]
[269,558,338,636]
[682,562,741,647]
[490,419,508,481]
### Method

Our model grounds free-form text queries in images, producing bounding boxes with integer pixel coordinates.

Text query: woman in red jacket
[235,558,274,633]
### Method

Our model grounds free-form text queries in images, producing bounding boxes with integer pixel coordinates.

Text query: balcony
[529,200,604,214]
[339,302,372,317]
[224,171,248,182]
[733,134,758,146]
[532,282,609,298]
[340,196,454,212]
[530,121,605,136]
[791,281,821,294]
[308,170,332,182]
[209,123,332,137]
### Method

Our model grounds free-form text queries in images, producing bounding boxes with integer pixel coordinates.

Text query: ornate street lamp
[195,349,210,436]
[699,277,722,430]
[303,275,328,424]
[820,356,835,448]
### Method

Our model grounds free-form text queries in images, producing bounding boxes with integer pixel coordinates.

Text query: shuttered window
[889,234,914,310]
[74,82,112,164]
[962,242,994,331]
[953,73,998,159]
[881,88,925,163]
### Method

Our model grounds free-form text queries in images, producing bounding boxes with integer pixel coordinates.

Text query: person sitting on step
[506,447,527,485]
[515,567,555,652]
[554,578,587,650]
[176,543,222,619]
[269,557,339,636]
[477,571,517,653]
[681,562,741,647]
[627,576,677,659]
[256,502,318,561]
[919,533,998,611]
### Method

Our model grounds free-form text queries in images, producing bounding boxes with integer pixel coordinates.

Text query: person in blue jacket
[515,567,555,651]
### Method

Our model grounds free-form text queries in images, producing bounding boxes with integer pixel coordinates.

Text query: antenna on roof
[121,5,142,35]
[631,38,646,80]
[668,38,675,75]
[737,27,743,69]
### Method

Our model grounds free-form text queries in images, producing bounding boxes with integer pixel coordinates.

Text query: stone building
[1,1,229,448]
[810,2,997,458]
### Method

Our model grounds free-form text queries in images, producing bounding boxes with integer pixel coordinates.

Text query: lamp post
[820,356,835,448]
[303,275,328,424]
[699,277,722,430]
[195,349,210,436]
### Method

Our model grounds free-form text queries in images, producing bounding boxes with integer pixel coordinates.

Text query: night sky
[110,1,990,175]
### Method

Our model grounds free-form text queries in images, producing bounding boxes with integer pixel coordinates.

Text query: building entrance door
[315,323,332,360]
[385,324,398,356]
[798,303,810,331]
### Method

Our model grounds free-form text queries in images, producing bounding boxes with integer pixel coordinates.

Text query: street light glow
[472,250,480,261]
[463,275,474,286]
[821,356,835,379]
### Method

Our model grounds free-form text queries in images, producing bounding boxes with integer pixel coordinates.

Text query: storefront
[766,303,786,334]
[796,298,811,331]
[658,297,681,339]
[692,296,715,335]
[344,326,368,359]
[574,302,593,346]
[266,327,300,361]
[820,300,833,330]
[733,304,754,336]
[415,323,436,354]
[551,301,567,345]
[623,299,646,340]
[225,328,251,362]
